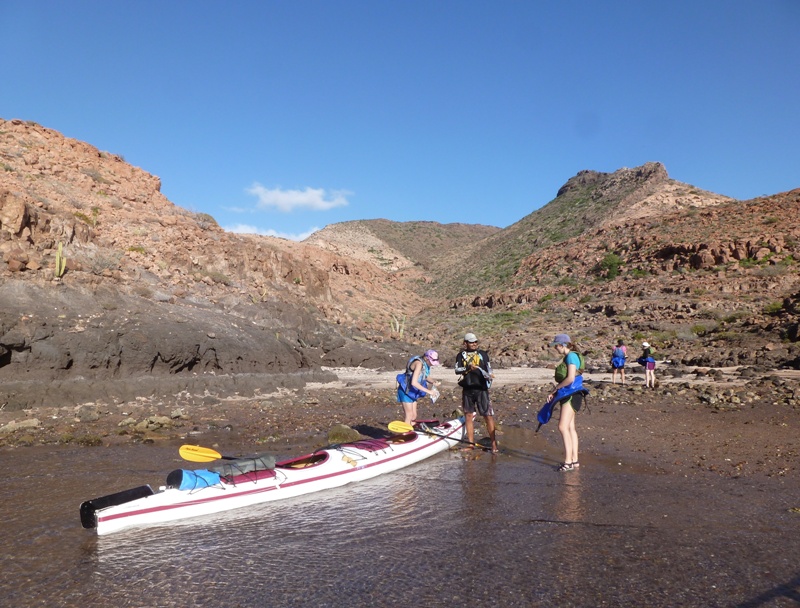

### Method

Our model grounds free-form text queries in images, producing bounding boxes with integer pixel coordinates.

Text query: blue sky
[2,2,798,240]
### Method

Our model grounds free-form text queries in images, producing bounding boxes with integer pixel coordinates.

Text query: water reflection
[2,440,799,607]
[554,472,584,522]
[459,450,498,516]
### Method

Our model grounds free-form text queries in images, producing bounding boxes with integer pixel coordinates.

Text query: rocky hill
[438,186,800,372]
[1,118,798,410]
[0,119,432,409]
[306,219,499,273]
[429,162,735,297]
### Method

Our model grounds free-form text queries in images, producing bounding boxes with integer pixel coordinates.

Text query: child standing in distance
[396,349,441,425]
[639,341,656,389]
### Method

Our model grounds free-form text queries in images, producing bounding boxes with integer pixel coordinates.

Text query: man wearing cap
[455,333,498,453]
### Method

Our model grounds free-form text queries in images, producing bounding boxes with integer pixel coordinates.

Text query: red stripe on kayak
[98,424,462,525]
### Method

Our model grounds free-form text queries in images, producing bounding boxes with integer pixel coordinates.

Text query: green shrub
[596,253,622,280]
[723,311,748,323]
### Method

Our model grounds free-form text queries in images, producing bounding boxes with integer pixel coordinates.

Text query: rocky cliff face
[0,119,425,409]
[1,118,798,410]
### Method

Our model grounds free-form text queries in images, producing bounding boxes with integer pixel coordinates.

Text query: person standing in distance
[455,333,498,453]
[639,341,656,389]
[610,339,627,385]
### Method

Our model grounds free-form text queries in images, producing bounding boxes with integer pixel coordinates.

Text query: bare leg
[465,411,475,444]
[558,403,578,464]
[484,415,498,452]
[568,416,579,464]
[621,368,626,385]
[403,401,417,425]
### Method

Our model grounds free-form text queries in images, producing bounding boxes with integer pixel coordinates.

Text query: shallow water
[1,428,799,607]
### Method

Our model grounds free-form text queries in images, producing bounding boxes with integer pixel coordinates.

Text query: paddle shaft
[388,420,493,451]
[420,428,491,451]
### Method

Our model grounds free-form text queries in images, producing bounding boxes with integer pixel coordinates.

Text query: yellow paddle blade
[179,444,222,463]
[387,421,415,434]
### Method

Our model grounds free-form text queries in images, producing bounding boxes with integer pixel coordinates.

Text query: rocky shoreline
[1,366,797,483]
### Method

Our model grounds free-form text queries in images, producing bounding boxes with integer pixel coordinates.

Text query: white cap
[642,342,650,348]
[464,333,478,343]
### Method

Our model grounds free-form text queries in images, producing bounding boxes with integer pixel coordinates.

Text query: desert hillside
[306,219,500,272]
[0,118,432,409]
[1,118,799,410]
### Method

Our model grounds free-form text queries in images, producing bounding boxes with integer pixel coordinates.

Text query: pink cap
[424,350,441,366]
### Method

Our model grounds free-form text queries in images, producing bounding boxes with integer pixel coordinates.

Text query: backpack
[612,347,626,359]
[554,352,585,383]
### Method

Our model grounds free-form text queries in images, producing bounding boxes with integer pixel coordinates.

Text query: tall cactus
[391,314,406,339]
[54,242,66,278]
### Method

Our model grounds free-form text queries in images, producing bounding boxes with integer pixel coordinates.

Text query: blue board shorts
[397,388,417,403]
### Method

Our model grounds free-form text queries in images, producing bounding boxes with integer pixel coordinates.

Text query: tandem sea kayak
[80,417,466,536]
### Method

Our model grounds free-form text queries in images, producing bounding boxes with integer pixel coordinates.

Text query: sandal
[556,462,574,472]
[571,462,579,468]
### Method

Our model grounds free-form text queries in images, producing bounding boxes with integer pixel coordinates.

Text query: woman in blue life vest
[546,333,584,472]
[611,339,627,385]
[397,349,441,425]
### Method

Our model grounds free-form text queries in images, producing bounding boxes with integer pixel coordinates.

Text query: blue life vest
[396,356,429,400]
[536,376,590,429]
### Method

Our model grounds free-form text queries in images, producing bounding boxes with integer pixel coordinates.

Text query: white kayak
[80,417,466,536]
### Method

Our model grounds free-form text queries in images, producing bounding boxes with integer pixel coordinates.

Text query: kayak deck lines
[80,416,466,536]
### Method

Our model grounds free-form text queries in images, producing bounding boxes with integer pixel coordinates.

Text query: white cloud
[224,223,320,242]
[246,183,351,212]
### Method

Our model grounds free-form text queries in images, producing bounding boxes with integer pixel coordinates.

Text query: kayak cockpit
[276,452,329,469]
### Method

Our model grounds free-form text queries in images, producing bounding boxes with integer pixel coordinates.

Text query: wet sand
[2,365,798,483]
[1,366,799,607]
